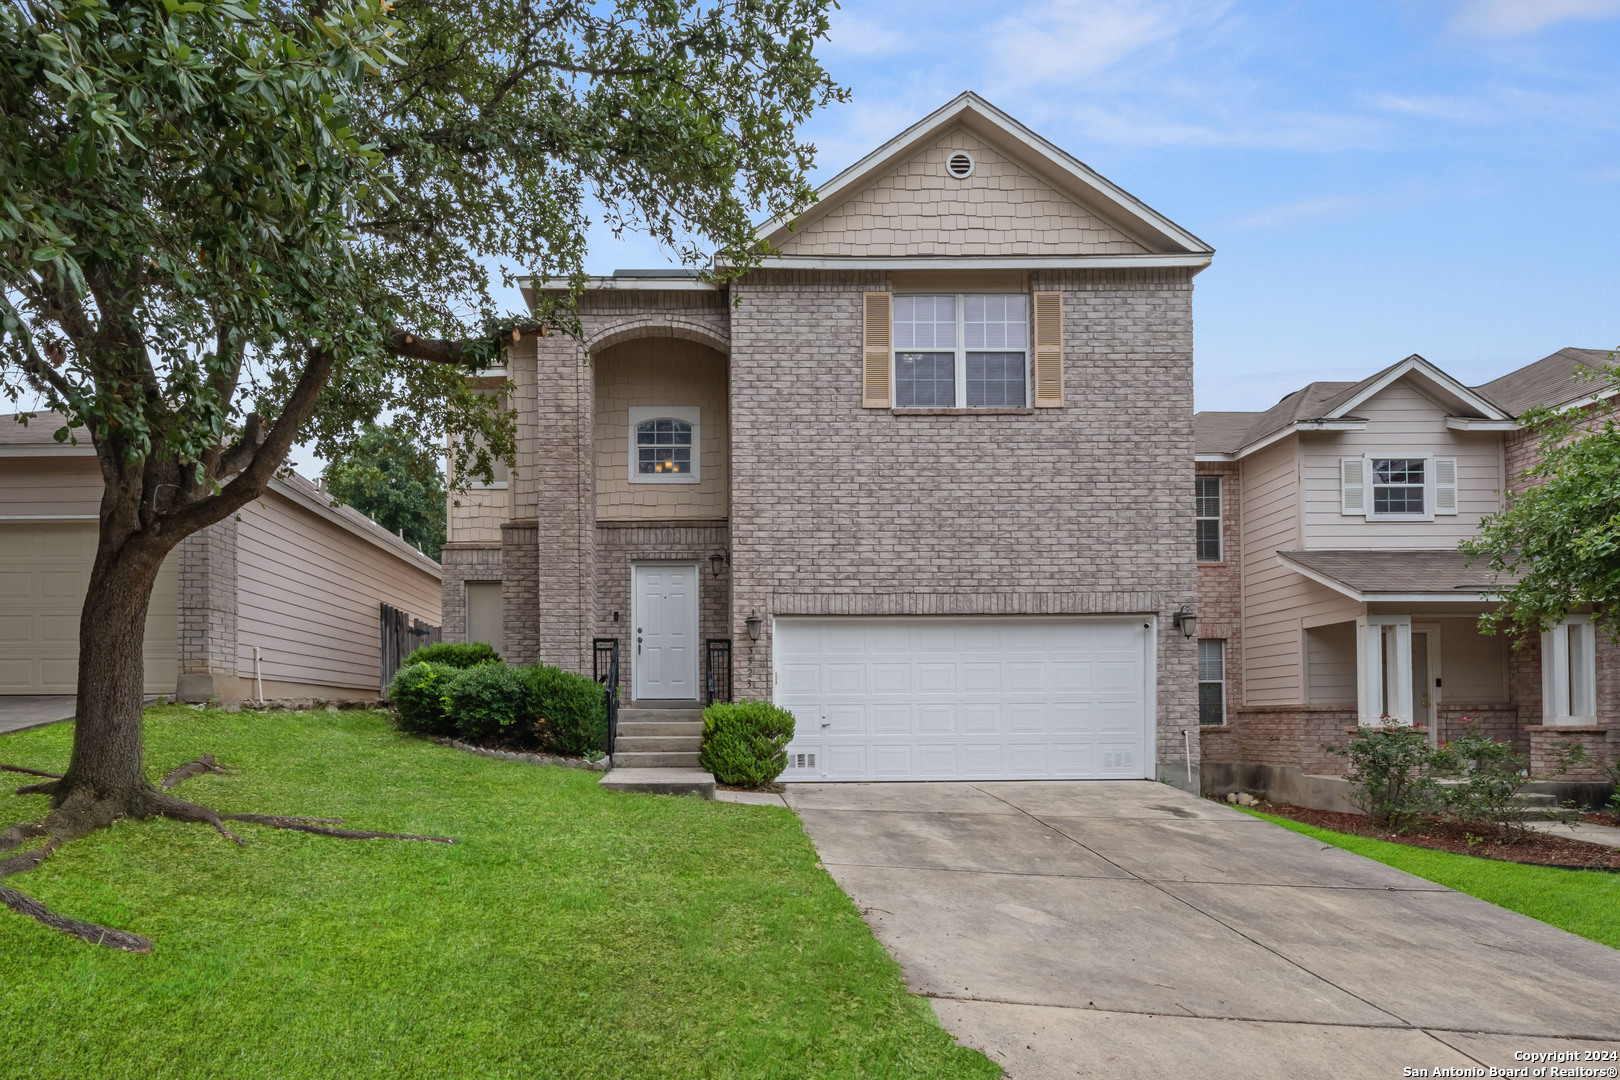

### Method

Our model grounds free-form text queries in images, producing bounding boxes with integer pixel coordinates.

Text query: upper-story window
[1372,458,1425,515]
[628,406,701,484]
[1340,455,1457,520]
[1195,475,1222,562]
[893,294,1028,408]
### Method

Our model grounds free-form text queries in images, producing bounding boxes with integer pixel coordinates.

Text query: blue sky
[569,0,1620,415]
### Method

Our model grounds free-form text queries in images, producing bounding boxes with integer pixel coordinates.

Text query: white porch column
[1356,614,1413,725]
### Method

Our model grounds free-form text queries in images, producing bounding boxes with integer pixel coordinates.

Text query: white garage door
[773,616,1153,782]
[0,522,178,695]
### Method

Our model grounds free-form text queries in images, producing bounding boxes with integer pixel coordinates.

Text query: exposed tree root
[0,886,151,952]
[0,755,455,950]
[218,813,455,843]
[15,780,59,796]
[159,754,225,789]
[0,763,63,779]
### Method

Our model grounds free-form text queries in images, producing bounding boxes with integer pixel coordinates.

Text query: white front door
[632,564,698,700]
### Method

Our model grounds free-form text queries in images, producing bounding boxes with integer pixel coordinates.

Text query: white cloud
[821,11,914,58]
[1452,0,1620,37]
[990,0,1233,87]
[1227,195,1361,230]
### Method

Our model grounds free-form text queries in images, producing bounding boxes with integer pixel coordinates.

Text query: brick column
[176,517,238,702]
[531,333,595,674]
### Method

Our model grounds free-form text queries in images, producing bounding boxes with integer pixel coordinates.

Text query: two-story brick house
[1196,348,1618,805]
[440,92,1215,784]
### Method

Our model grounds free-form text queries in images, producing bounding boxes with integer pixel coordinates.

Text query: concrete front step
[617,721,703,737]
[615,735,701,753]
[613,750,703,769]
[599,767,715,798]
[620,709,706,724]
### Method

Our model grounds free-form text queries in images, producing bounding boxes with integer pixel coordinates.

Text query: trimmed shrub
[1328,724,1441,832]
[405,641,502,669]
[527,665,607,756]
[700,700,795,787]
[388,661,460,735]
[445,662,535,745]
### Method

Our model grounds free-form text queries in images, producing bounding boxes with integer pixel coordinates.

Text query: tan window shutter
[1032,291,1063,407]
[862,292,892,408]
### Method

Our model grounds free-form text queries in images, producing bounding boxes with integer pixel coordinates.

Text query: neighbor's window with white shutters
[1198,640,1226,725]
[893,294,1028,408]
[1196,475,1222,562]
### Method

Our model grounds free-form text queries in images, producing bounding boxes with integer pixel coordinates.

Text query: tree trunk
[53,538,168,823]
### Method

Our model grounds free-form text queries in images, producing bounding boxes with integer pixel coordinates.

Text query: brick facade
[438,542,502,646]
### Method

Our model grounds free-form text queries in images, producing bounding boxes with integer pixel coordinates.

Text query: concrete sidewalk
[0,696,74,735]
[786,779,1620,1080]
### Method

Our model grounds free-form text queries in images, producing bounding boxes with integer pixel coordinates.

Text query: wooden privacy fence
[380,603,442,696]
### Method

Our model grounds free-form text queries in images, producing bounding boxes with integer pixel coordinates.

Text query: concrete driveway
[786,780,1620,1080]
[0,696,74,735]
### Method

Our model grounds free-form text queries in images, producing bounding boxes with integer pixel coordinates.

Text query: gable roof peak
[755,91,1213,263]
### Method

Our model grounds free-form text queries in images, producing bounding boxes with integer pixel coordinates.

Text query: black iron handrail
[705,638,732,706]
[593,637,620,757]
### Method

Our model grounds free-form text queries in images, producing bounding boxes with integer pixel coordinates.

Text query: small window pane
[635,419,692,475]
[893,295,956,350]
[1195,476,1221,562]
[1198,639,1225,725]
[895,352,956,407]
[964,294,1027,350]
[1372,458,1425,514]
[967,352,1026,407]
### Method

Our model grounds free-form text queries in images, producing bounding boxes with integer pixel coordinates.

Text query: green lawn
[0,707,996,1080]
[1245,808,1620,950]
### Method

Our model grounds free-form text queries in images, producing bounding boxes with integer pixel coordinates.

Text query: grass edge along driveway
[0,707,997,1080]
[1244,808,1620,950]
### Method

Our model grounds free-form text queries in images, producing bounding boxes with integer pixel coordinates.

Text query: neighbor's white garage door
[773,616,1152,782]
[0,522,178,695]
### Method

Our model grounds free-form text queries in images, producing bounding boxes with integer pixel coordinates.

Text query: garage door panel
[40,570,86,599]
[40,615,79,642]
[871,704,912,735]
[0,571,31,600]
[916,704,954,734]
[776,616,1151,782]
[872,745,912,778]
[0,658,32,691]
[826,663,866,694]
[40,658,78,692]
[0,616,31,643]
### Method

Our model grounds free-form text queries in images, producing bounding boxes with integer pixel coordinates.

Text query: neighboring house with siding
[443,92,1214,784]
[0,412,443,702]
[1195,348,1617,805]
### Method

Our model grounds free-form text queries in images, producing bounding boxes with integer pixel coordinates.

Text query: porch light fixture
[1172,605,1197,639]
[746,613,763,642]
[709,549,729,578]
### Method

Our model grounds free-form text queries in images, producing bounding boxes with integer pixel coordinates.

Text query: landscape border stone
[434,737,610,773]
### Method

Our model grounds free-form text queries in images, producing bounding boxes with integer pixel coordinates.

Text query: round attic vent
[945,151,975,179]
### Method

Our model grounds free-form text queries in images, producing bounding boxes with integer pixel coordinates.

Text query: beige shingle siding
[447,488,509,544]
[594,337,729,521]
[777,128,1149,257]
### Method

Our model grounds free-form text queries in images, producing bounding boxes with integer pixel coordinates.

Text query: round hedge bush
[526,664,607,756]
[700,700,795,787]
[404,641,502,669]
[387,661,460,736]
[445,662,535,745]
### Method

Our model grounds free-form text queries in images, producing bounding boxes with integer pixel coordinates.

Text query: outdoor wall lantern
[1172,605,1197,639]
[709,549,730,578]
[746,613,763,642]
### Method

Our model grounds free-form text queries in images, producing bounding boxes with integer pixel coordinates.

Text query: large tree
[324,420,447,558]
[1463,353,1620,640]
[0,0,841,948]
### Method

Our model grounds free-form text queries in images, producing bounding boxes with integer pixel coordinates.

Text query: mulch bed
[1240,800,1620,871]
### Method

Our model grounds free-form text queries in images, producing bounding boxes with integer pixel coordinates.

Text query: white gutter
[1445,417,1520,432]
[748,254,1213,272]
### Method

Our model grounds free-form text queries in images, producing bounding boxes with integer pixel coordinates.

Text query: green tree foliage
[324,421,447,558]
[0,0,843,816]
[1461,352,1620,640]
